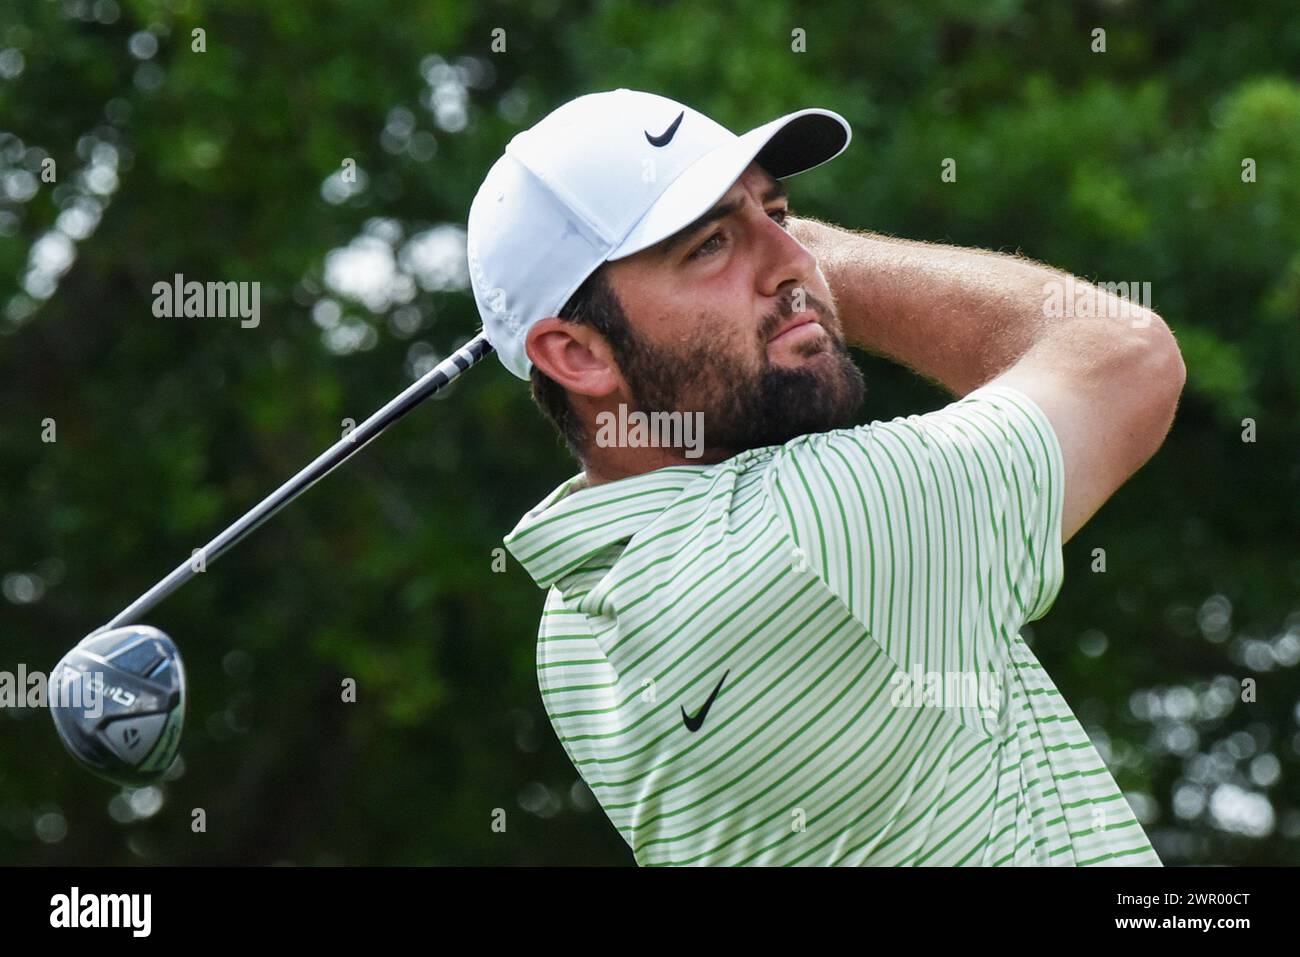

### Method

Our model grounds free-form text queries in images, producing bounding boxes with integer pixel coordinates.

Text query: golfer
[468,89,1183,865]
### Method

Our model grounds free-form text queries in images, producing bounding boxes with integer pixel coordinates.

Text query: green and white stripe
[505,385,1161,866]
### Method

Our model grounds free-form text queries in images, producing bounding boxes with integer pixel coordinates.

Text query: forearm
[790,216,1168,397]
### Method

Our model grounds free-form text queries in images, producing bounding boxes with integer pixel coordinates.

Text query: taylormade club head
[50,625,186,787]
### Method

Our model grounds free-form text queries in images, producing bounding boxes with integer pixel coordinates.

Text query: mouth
[767,310,822,345]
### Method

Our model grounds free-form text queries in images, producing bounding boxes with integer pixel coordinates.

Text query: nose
[755,210,817,304]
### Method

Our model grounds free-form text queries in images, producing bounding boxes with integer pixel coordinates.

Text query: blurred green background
[1,0,1297,865]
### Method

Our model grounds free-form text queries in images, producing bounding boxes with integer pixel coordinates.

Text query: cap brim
[607,107,850,261]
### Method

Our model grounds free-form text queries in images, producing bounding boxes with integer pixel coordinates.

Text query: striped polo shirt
[504,384,1162,866]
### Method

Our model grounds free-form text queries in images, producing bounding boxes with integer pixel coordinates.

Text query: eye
[686,207,791,261]
[688,231,726,260]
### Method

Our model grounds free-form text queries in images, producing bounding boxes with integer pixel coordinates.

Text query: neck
[573,395,733,486]
[581,443,731,487]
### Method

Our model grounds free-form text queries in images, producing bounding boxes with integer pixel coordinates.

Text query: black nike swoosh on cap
[645,111,685,147]
[681,670,729,732]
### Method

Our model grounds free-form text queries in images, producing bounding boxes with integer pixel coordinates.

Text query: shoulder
[765,385,1060,492]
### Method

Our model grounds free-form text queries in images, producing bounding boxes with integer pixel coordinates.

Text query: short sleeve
[766,384,1065,679]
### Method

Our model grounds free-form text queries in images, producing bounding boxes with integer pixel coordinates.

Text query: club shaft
[90,332,494,639]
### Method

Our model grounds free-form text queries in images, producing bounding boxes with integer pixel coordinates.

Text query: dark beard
[614,299,866,458]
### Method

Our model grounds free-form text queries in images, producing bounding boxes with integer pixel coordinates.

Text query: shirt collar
[504,465,712,589]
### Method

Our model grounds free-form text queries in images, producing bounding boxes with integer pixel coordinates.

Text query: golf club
[49,332,494,786]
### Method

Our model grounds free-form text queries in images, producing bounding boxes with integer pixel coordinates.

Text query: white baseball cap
[466,88,852,380]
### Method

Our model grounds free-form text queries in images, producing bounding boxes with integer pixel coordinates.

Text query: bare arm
[790,215,1186,543]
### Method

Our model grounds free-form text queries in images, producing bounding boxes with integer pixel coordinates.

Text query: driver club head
[50,625,186,787]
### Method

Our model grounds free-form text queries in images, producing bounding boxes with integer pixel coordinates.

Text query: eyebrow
[655,179,789,259]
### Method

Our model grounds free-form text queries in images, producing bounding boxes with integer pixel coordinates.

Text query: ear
[525,317,623,398]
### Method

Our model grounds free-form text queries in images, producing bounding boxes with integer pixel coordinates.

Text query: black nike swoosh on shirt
[645,111,685,147]
[681,670,729,732]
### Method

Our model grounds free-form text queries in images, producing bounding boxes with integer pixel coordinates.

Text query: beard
[614,292,866,459]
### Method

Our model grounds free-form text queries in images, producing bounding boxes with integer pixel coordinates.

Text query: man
[467,89,1183,865]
